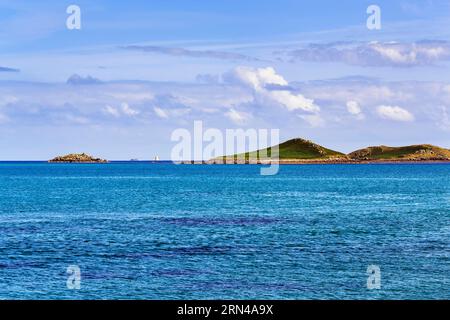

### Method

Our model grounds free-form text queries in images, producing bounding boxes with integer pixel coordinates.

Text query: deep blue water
[0,162,449,299]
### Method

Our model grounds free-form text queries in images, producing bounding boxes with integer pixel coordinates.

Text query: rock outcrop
[48,153,108,163]
[348,145,450,161]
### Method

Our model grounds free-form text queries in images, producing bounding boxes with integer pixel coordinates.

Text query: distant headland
[182,138,450,164]
[48,153,108,163]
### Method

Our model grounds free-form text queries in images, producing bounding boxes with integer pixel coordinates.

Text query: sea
[0,162,449,299]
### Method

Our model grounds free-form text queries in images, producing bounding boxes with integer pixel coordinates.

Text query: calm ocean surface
[0,162,449,299]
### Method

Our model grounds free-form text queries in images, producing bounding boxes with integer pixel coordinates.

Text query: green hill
[348,144,450,161]
[218,138,346,162]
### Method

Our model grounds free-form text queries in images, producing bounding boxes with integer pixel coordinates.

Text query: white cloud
[1,72,448,135]
[103,103,139,117]
[289,41,450,67]
[225,108,247,124]
[121,102,140,116]
[226,66,320,113]
[268,90,318,112]
[346,100,365,120]
[154,107,169,119]
[153,106,190,119]
[299,114,325,127]
[103,105,120,118]
[346,100,362,115]
[232,66,288,90]
[376,105,415,122]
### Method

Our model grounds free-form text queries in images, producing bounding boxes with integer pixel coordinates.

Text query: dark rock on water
[48,153,108,163]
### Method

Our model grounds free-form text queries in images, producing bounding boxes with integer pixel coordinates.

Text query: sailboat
[153,156,160,161]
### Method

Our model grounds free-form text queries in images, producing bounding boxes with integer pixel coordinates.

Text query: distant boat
[130,158,139,162]
[153,156,160,161]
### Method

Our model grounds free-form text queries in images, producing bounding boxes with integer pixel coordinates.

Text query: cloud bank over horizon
[1,66,449,157]
[288,41,450,67]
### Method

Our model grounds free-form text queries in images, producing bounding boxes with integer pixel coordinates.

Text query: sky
[1,0,450,160]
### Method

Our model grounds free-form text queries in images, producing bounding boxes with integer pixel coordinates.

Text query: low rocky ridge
[348,144,450,161]
[48,153,108,163]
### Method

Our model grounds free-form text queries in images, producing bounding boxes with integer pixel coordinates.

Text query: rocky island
[48,153,108,163]
[348,144,450,162]
[206,138,348,164]
[194,138,450,164]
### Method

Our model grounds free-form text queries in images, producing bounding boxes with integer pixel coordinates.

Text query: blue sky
[1,0,450,159]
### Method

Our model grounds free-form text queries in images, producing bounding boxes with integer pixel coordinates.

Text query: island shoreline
[179,160,450,165]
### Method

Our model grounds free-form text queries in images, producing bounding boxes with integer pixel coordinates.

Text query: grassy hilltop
[216,138,346,162]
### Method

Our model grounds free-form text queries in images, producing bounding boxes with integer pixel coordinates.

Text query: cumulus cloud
[121,102,139,116]
[121,45,258,61]
[224,108,248,124]
[2,70,450,135]
[103,103,139,117]
[228,66,288,89]
[298,114,325,127]
[376,105,415,122]
[154,107,169,119]
[346,100,365,119]
[150,94,191,119]
[225,66,320,113]
[346,101,361,115]
[103,105,120,118]
[153,106,191,119]
[289,41,450,67]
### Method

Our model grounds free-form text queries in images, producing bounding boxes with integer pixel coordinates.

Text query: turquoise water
[0,162,449,299]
